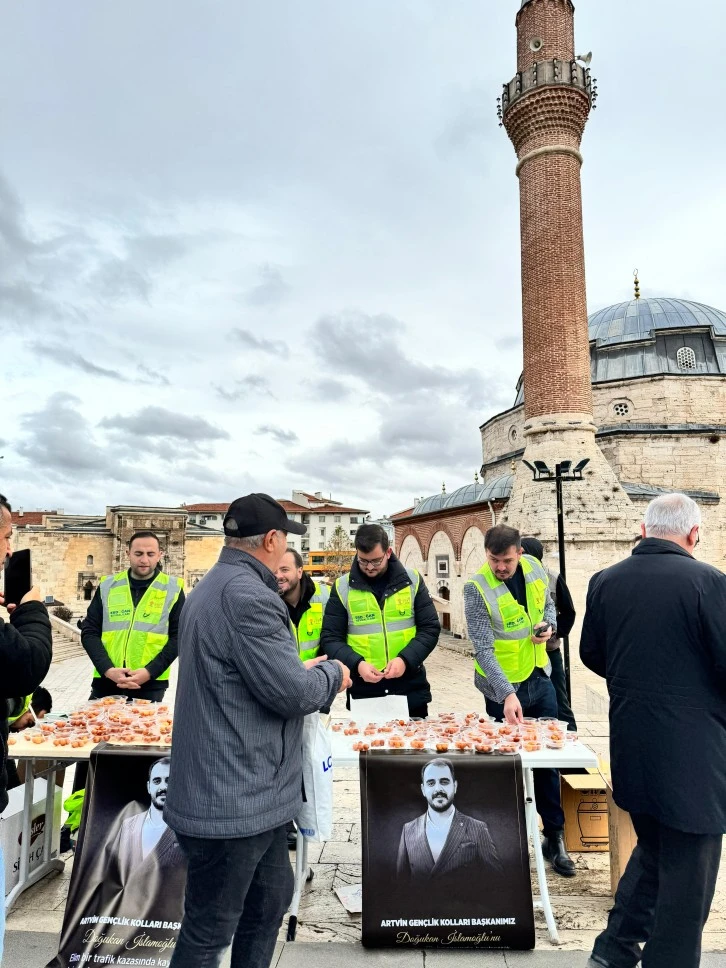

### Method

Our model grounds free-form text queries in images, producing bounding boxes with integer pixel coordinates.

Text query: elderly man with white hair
[581,492,726,968]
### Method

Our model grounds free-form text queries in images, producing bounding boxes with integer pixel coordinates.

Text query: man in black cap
[165,494,351,968]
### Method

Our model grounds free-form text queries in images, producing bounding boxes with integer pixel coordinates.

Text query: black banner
[360,751,534,949]
[48,745,187,968]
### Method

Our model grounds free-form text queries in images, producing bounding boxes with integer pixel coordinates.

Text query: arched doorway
[83,580,94,601]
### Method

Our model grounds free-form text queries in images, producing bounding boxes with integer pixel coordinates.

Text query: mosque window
[613,401,630,417]
[509,426,519,444]
[677,346,697,370]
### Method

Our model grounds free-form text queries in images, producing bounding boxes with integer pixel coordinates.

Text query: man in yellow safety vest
[464,524,575,878]
[80,531,185,703]
[276,548,329,662]
[321,524,440,719]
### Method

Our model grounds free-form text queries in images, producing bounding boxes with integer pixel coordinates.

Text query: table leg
[524,766,560,944]
[5,761,65,914]
[287,831,310,942]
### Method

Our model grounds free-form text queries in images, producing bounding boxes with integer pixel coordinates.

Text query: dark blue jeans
[591,813,722,968]
[170,825,293,968]
[485,669,565,835]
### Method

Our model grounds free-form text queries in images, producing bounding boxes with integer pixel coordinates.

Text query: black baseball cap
[223,493,307,538]
[520,536,544,562]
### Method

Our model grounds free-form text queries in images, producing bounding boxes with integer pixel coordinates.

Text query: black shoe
[542,831,576,877]
[59,825,73,853]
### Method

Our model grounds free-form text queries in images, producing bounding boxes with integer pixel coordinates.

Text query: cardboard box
[606,785,638,896]
[561,773,609,852]
[1,778,62,896]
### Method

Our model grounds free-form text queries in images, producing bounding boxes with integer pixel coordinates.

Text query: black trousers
[484,669,565,835]
[170,825,293,968]
[591,812,722,968]
[548,646,577,732]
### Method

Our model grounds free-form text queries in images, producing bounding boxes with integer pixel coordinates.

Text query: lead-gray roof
[514,296,726,404]
[412,475,515,516]
[589,297,726,347]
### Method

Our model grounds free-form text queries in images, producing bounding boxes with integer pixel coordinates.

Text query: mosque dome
[514,296,726,405]
[412,474,514,516]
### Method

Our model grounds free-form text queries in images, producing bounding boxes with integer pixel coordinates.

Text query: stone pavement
[5,639,726,965]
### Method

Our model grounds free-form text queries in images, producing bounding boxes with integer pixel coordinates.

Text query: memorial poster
[48,745,187,968]
[360,750,534,949]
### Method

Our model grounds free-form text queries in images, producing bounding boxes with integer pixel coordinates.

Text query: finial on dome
[633,268,640,300]
[474,471,479,484]
[442,481,446,494]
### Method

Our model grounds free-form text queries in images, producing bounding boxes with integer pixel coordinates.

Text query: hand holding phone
[3,549,33,607]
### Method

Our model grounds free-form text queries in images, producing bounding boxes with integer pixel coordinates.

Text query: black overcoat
[580,537,726,834]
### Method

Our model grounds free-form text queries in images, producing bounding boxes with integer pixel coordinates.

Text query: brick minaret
[497,0,637,566]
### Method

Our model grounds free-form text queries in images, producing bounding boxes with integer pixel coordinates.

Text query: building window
[509,426,519,444]
[613,401,630,417]
[312,555,325,565]
[436,555,449,577]
[320,528,326,538]
[350,516,358,524]
[86,555,94,568]
[677,346,697,370]
[334,515,341,523]
[318,515,326,522]
[302,514,310,524]
[350,530,357,538]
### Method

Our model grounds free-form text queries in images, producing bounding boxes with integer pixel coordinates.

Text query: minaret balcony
[500,59,594,117]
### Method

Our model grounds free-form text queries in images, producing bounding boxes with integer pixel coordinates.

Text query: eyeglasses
[357,554,386,569]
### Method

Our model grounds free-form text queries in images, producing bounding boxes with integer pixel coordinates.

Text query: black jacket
[320,554,440,710]
[580,538,726,834]
[1,601,53,811]
[81,568,185,697]
[284,572,319,629]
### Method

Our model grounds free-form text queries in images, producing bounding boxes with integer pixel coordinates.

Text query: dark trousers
[170,825,294,968]
[591,812,722,968]
[548,646,577,732]
[485,669,565,835]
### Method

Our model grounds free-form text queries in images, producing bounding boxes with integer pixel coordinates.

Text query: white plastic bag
[296,712,333,842]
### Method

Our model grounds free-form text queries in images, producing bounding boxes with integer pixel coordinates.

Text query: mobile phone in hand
[533,623,551,636]
[3,549,33,605]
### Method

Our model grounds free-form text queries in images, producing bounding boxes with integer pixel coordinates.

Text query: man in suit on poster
[396,757,501,882]
[107,756,183,885]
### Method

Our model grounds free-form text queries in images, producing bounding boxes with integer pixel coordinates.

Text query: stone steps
[51,629,84,664]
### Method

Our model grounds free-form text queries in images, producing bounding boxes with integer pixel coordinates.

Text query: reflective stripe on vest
[467,555,549,684]
[291,582,330,662]
[336,568,419,668]
[96,571,183,680]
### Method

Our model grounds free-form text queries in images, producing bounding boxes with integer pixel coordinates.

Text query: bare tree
[325,526,354,580]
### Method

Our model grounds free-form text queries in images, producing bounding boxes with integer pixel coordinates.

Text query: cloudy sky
[2,0,725,518]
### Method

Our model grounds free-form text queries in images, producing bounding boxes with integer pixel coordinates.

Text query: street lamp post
[521,457,590,701]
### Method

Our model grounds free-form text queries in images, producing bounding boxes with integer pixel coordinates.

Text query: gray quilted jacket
[165,547,342,838]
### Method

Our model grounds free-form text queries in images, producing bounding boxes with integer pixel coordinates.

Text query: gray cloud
[214,374,276,401]
[136,363,171,387]
[243,264,290,307]
[229,328,289,359]
[311,311,502,407]
[31,342,128,382]
[307,378,351,402]
[99,407,229,441]
[255,424,298,445]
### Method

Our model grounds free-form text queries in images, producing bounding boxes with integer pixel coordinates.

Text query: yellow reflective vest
[335,569,419,669]
[7,695,32,725]
[467,555,549,684]
[96,570,183,680]
[291,582,330,662]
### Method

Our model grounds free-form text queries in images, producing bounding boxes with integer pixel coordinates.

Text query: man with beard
[321,523,440,718]
[108,757,183,885]
[396,758,500,882]
[276,548,329,663]
[275,547,331,849]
